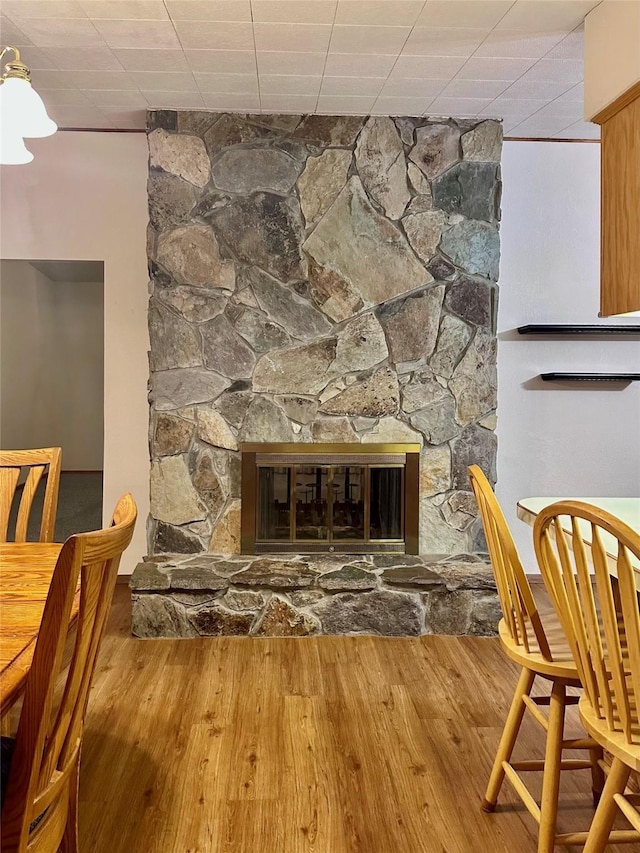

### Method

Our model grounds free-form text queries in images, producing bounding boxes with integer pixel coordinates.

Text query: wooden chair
[1,493,137,853]
[534,501,640,852]
[468,466,605,852]
[0,448,62,543]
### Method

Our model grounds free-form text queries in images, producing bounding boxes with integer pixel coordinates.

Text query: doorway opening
[0,259,104,540]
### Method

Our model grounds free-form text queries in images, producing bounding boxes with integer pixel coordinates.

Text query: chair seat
[579,694,640,772]
[498,604,580,681]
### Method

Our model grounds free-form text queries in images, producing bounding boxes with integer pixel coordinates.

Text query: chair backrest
[468,465,552,659]
[1,494,137,853]
[0,448,62,543]
[534,501,640,745]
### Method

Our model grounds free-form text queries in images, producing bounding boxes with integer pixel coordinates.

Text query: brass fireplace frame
[240,443,420,555]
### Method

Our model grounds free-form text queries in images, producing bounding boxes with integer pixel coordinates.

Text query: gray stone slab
[313,591,423,636]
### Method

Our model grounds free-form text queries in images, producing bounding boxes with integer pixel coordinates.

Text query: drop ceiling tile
[379,77,447,98]
[320,75,384,96]
[254,22,332,52]
[83,87,148,105]
[184,49,255,73]
[323,52,396,77]
[142,90,205,107]
[98,106,146,127]
[501,78,573,100]
[519,58,583,84]
[256,51,326,75]
[12,17,104,47]
[14,46,58,69]
[129,70,198,91]
[260,93,318,111]
[553,82,584,103]
[546,28,584,61]
[455,56,536,81]
[194,71,258,93]
[334,1,423,27]
[80,0,168,19]
[201,91,259,109]
[416,1,512,29]
[29,68,83,87]
[38,87,92,104]
[43,45,122,69]
[372,95,430,115]
[427,96,494,115]
[481,97,548,118]
[0,14,33,43]
[317,94,375,113]
[475,29,564,59]
[329,25,410,55]
[531,100,583,120]
[261,74,322,95]
[252,1,337,25]
[495,1,599,33]
[554,120,599,139]
[173,20,253,50]
[94,18,181,49]
[402,26,487,57]
[509,115,574,134]
[47,103,114,126]
[70,69,138,88]
[3,1,87,18]
[165,0,251,20]
[441,79,511,99]
[389,54,465,79]
[114,47,189,70]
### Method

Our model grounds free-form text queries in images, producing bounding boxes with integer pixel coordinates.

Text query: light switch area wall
[0,260,104,470]
[497,141,640,572]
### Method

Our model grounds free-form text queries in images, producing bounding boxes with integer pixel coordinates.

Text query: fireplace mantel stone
[130,552,499,638]
[145,111,501,560]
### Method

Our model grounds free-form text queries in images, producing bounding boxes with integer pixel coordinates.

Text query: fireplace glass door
[256,463,403,548]
[242,444,420,555]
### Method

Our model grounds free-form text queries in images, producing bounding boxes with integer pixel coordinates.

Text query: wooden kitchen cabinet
[594,82,640,316]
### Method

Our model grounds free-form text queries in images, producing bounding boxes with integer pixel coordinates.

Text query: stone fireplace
[131,110,502,638]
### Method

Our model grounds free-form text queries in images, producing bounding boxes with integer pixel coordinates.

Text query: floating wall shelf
[540,373,640,382]
[518,324,640,336]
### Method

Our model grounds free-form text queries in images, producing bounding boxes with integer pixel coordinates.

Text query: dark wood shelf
[518,324,640,336]
[540,373,640,382]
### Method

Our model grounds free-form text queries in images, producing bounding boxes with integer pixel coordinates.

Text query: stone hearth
[130,552,499,638]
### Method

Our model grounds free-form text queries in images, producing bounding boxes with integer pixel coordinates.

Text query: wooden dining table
[517,496,640,588]
[0,542,64,716]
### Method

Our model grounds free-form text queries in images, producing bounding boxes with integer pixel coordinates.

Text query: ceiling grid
[0,0,601,138]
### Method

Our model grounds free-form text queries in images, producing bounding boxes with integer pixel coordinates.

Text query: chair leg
[538,680,567,853]
[589,745,605,807]
[60,753,80,853]
[483,667,536,812]
[584,757,631,853]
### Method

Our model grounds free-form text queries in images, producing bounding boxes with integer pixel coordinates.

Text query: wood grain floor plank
[75,589,633,852]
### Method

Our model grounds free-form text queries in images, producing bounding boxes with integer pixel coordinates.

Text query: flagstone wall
[145,111,502,556]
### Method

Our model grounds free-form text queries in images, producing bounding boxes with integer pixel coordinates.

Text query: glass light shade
[0,77,57,138]
[0,124,33,164]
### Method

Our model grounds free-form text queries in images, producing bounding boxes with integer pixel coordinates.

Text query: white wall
[0,261,104,469]
[497,140,640,571]
[0,132,149,573]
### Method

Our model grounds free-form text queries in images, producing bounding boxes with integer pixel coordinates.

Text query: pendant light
[0,45,57,165]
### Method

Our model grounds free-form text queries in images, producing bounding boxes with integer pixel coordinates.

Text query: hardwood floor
[78,587,633,853]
